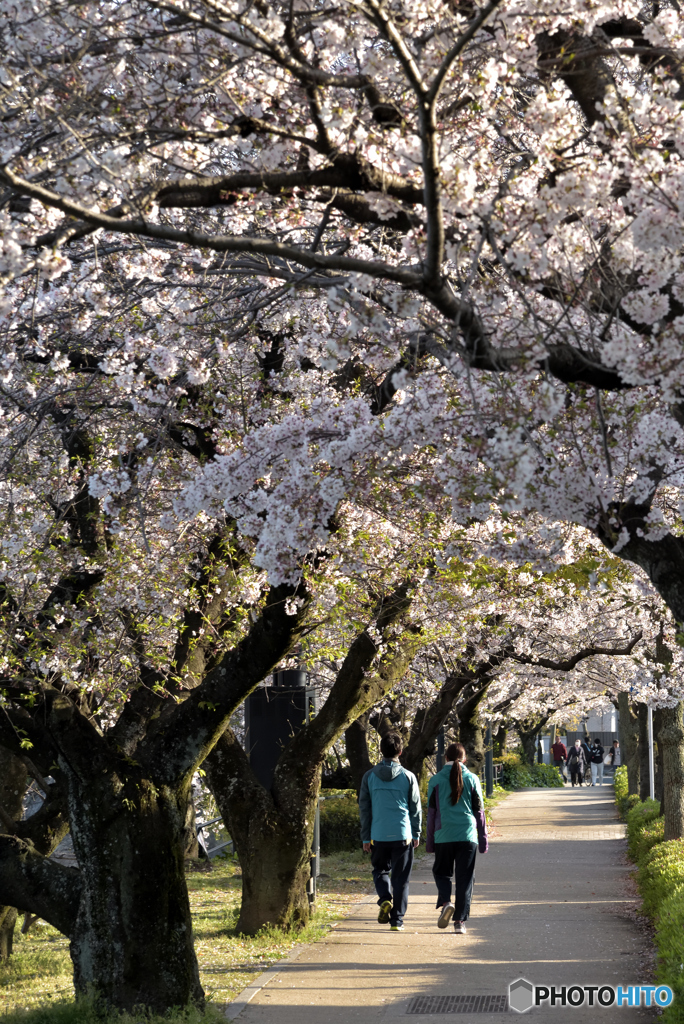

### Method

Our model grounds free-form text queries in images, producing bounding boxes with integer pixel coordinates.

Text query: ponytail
[445,742,466,806]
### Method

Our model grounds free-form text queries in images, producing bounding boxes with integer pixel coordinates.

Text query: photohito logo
[508,978,673,1013]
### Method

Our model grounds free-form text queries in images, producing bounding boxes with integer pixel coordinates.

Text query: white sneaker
[437,904,455,929]
[453,921,467,934]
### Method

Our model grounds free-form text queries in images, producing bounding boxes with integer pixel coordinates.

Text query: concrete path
[228,785,656,1022]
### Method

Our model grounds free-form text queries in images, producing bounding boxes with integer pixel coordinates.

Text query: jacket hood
[374,760,405,781]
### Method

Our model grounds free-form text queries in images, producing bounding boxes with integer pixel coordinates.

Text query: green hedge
[626,798,662,860]
[656,883,684,1017]
[613,765,642,820]
[319,791,360,854]
[494,753,564,789]
[639,840,684,919]
[616,784,684,1020]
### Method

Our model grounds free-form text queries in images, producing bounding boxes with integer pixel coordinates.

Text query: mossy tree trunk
[638,703,651,801]
[66,774,203,1010]
[458,686,495,776]
[0,907,17,960]
[511,713,551,768]
[617,692,640,796]
[205,730,317,934]
[0,749,27,961]
[493,725,507,756]
[345,713,373,794]
[658,702,684,840]
[517,728,537,767]
[654,708,664,806]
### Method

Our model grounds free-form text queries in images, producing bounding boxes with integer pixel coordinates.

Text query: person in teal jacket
[359,731,422,930]
[426,742,488,934]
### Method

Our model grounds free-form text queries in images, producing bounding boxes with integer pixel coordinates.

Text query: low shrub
[613,766,644,819]
[319,791,360,854]
[626,798,662,860]
[615,785,684,1022]
[614,764,628,802]
[656,884,684,1015]
[613,765,629,816]
[632,817,665,867]
[529,762,564,788]
[494,753,563,789]
[638,840,684,918]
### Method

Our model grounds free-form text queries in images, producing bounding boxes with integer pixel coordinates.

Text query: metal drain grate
[407,995,509,1015]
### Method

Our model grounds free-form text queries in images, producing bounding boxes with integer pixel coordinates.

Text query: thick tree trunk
[183,792,199,859]
[232,809,313,934]
[65,772,204,1012]
[658,702,684,840]
[638,703,651,801]
[617,692,640,796]
[654,708,664,807]
[459,709,485,775]
[493,725,507,756]
[0,748,28,961]
[205,729,317,935]
[0,907,18,959]
[517,728,537,767]
[345,714,373,793]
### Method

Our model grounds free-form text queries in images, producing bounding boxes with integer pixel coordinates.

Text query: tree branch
[511,631,643,672]
[0,836,81,937]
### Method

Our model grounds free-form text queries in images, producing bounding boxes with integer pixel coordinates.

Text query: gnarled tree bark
[638,703,651,802]
[617,692,640,797]
[344,713,373,794]
[658,703,684,841]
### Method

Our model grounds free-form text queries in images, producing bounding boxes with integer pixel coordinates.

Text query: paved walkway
[227,785,655,1022]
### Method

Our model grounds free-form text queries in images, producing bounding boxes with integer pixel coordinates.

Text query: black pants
[569,765,583,785]
[371,841,414,926]
[553,758,565,781]
[432,841,478,922]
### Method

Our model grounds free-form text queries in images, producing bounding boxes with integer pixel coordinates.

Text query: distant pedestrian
[359,731,422,932]
[589,738,605,786]
[427,743,488,936]
[551,738,567,783]
[566,740,587,787]
[610,740,621,771]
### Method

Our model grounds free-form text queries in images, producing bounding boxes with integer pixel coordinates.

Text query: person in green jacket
[359,731,422,931]
[426,742,488,934]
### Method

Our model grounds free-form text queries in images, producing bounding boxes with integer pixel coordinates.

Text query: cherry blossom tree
[4,0,684,1010]
[4,0,684,623]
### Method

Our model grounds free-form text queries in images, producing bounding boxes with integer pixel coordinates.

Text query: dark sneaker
[378,900,392,924]
[453,921,467,934]
[390,923,404,931]
[437,904,455,929]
